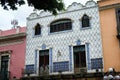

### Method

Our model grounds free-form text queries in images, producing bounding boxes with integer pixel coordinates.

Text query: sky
[0,0,98,30]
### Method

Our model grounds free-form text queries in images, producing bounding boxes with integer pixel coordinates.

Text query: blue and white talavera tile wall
[25,0,103,76]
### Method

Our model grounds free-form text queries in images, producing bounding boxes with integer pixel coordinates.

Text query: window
[82,14,90,28]
[34,23,41,35]
[39,50,49,74]
[116,8,120,38]
[1,55,9,80]
[116,9,120,27]
[50,19,72,33]
[73,45,86,68]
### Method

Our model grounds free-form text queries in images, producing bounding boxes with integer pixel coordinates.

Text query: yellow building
[98,0,120,72]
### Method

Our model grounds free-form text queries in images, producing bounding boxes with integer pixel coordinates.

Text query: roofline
[99,3,120,11]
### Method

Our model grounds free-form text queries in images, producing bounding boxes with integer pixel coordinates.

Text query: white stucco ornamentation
[28,12,38,19]
[67,2,84,11]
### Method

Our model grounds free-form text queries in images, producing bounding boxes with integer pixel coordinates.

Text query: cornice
[27,6,98,21]
[99,3,120,11]
[0,39,24,47]
[0,50,12,54]
[0,32,26,41]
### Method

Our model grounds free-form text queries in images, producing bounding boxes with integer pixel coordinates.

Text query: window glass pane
[39,50,49,71]
[50,19,72,33]
[118,10,120,23]
[35,24,41,35]
[73,45,86,68]
[82,15,90,28]
[74,52,80,68]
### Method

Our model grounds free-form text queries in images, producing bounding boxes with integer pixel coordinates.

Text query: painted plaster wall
[98,0,120,72]
[0,27,26,79]
[26,1,103,75]
[0,27,26,36]
[98,0,120,7]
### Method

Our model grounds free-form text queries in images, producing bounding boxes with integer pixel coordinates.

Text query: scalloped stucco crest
[85,0,97,7]
[66,2,84,11]
[39,11,52,17]
[28,12,38,19]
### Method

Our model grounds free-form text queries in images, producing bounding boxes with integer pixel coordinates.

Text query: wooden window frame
[50,19,72,33]
[73,45,86,68]
[35,24,41,35]
[82,15,90,28]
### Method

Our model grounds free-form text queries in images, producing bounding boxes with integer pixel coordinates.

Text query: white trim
[0,53,11,72]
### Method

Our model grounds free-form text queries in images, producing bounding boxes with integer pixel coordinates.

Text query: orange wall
[98,0,120,7]
[98,0,120,72]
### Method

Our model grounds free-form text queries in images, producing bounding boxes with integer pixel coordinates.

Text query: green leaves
[0,0,64,15]
[0,0,25,10]
[27,0,65,15]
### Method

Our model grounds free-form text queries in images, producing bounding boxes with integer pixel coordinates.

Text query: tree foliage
[0,0,65,15]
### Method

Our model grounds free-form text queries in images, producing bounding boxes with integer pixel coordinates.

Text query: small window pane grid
[50,21,72,33]
[39,50,49,56]
[91,58,103,69]
[53,61,69,72]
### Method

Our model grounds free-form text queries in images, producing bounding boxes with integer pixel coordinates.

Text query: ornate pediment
[39,11,52,17]
[85,0,97,7]
[28,12,38,19]
[66,2,84,11]
[27,0,97,19]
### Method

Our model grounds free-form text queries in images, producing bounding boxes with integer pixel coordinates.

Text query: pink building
[0,27,26,80]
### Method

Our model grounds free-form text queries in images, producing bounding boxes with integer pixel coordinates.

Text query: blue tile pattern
[42,44,46,50]
[49,48,53,73]
[53,61,69,72]
[86,43,91,70]
[76,40,81,45]
[91,58,103,69]
[69,46,72,72]
[34,50,37,73]
[25,1,103,74]
[26,64,35,74]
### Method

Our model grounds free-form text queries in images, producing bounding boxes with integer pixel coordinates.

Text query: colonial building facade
[98,0,120,72]
[25,0,103,77]
[0,27,26,80]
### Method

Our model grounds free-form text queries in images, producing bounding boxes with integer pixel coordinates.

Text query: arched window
[50,19,72,33]
[82,14,90,28]
[34,23,41,35]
